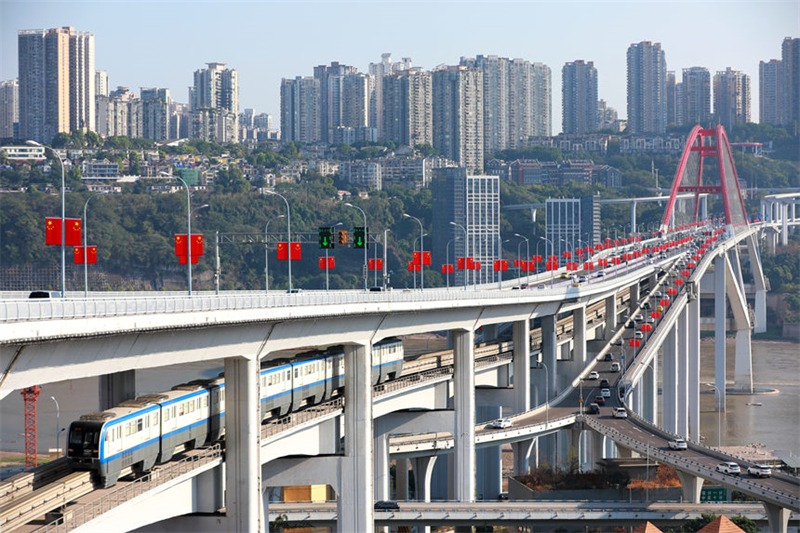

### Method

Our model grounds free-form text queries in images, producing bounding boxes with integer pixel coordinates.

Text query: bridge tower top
[660,124,750,237]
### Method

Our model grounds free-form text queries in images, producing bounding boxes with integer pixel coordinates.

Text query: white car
[747,464,772,478]
[668,438,688,450]
[612,407,627,419]
[716,461,741,475]
[600,388,611,398]
[588,371,600,380]
[489,418,513,429]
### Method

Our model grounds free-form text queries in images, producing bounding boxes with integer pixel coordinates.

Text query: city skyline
[2,1,797,135]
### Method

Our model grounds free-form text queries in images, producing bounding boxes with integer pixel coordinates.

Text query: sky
[1,0,798,134]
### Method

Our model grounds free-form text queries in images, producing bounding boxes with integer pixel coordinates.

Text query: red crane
[21,386,41,468]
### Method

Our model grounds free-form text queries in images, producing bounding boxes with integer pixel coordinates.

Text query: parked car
[594,395,606,406]
[586,402,600,414]
[374,500,400,511]
[747,464,772,478]
[716,462,741,475]
[613,407,628,418]
[601,388,611,398]
[489,418,513,429]
[588,371,600,380]
[668,438,688,450]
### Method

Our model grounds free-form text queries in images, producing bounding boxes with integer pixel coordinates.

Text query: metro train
[67,338,404,488]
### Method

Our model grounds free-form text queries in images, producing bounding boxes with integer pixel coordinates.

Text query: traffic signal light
[338,229,349,245]
[319,226,334,249]
[353,227,367,249]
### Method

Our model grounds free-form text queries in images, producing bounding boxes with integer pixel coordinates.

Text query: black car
[374,500,400,511]
[586,402,601,414]
[603,353,614,362]
[600,379,610,388]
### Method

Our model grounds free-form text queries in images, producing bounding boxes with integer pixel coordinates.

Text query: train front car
[67,400,161,488]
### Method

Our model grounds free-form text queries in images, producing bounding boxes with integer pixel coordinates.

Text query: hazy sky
[2,0,798,134]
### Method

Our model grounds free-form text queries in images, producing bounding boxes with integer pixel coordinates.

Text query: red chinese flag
[519,261,527,272]
[407,261,420,272]
[45,217,62,245]
[513,259,521,268]
[319,257,328,270]
[533,255,543,263]
[441,264,448,274]
[466,257,475,270]
[375,258,383,270]
[73,246,84,264]
[667,287,677,296]
[87,246,97,264]
[328,257,335,269]
[594,244,603,251]
[493,260,502,272]
[368,258,376,271]
[562,251,571,259]
[474,261,481,270]
[457,257,466,270]
[178,255,200,264]
[412,251,422,266]
[191,234,204,256]
[291,242,302,260]
[528,261,536,271]
[65,218,82,246]
[175,234,188,256]
[651,311,662,319]
[276,242,288,261]
[422,251,431,266]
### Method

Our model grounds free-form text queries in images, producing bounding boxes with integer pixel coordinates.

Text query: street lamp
[446,237,460,289]
[403,213,424,290]
[514,233,530,286]
[81,192,106,298]
[704,383,723,446]
[345,202,368,291]
[382,228,391,290]
[450,221,468,291]
[411,233,427,290]
[539,236,555,286]
[496,236,509,290]
[159,171,193,296]
[27,141,66,297]
[50,396,60,457]
[264,214,285,292]
[536,361,550,426]
[267,190,293,292]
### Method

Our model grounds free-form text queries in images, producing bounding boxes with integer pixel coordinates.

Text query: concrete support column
[662,326,678,435]
[373,432,390,501]
[629,282,640,315]
[763,502,791,533]
[410,456,438,502]
[512,439,535,477]
[573,307,586,364]
[512,318,530,414]
[476,405,501,501]
[642,359,655,423]
[223,356,263,533]
[734,329,754,393]
[714,254,727,411]
[98,370,136,410]
[629,383,639,416]
[395,458,409,501]
[754,288,767,334]
[589,431,605,468]
[604,295,617,340]
[687,295,701,441]
[781,203,789,245]
[676,470,704,503]
[453,329,475,502]
[541,315,557,399]
[340,344,373,532]
[677,307,689,437]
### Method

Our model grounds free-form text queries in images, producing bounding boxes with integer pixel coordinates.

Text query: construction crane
[21,385,41,468]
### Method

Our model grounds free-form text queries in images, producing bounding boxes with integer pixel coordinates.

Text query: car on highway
[656,305,665,312]
[634,331,644,339]
[668,438,688,450]
[716,461,741,475]
[594,395,606,406]
[611,339,623,346]
[489,418,513,429]
[586,402,601,414]
[600,388,611,398]
[588,371,600,380]
[610,362,621,372]
[374,500,400,511]
[599,379,610,388]
[612,407,628,419]
[537,284,546,290]
[596,271,606,278]
[747,464,772,478]
[578,276,587,283]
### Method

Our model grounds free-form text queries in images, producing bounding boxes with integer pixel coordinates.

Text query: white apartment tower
[713,68,751,128]
[381,67,433,147]
[0,80,18,139]
[432,65,484,174]
[191,62,239,143]
[627,41,667,134]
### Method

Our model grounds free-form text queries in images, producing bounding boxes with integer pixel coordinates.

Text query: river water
[1,339,797,458]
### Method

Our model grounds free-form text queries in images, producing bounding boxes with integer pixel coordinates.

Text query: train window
[286,371,290,381]
[202,396,207,408]
[105,432,110,443]
[294,368,298,378]
[152,413,158,425]
[117,427,121,440]
[137,419,143,432]
[164,409,170,422]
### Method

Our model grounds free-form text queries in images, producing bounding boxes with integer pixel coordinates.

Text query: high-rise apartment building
[95,69,109,98]
[369,53,413,139]
[141,88,172,141]
[313,62,358,144]
[461,55,508,154]
[280,76,321,144]
[562,60,598,134]
[759,59,783,126]
[18,26,95,143]
[432,65,484,173]
[531,63,552,137]
[0,80,19,139]
[191,62,239,143]
[713,68,750,128]
[666,71,677,127]
[626,41,667,134]
[431,167,500,286]
[783,37,799,128]
[678,67,711,126]
[381,68,433,147]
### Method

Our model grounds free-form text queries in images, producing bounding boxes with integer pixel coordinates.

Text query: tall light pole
[514,233,530,285]
[159,172,194,296]
[450,221,468,290]
[81,192,105,298]
[411,233,427,289]
[345,202,368,290]
[50,396,60,457]
[540,236,555,286]
[264,214,285,292]
[267,190,293,292]
[537,361,549,426]
[496,236,509,290]
[382,228,391,290]
[704,383,722,446]
[27,141,66,297]
[403,213,424,290]
[445,237,459,289]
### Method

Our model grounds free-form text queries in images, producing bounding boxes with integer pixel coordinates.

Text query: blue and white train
[68,338,404,488]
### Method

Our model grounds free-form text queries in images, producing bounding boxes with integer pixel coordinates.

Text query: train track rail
[1,471,94,532]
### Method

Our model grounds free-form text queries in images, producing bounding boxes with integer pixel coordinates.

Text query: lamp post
[704,383,723,446]
[159,172,194,296]
[411,233,427,289]
[345,202,368,291]
[81,192,106,298]
[450,221,468,290]
[540,236,555,286]
[537,361,549,426]
[382,228,391,290]
[514,233,530,286]
[264,214,285,292]
[403,213,424,290]
[496,236,509,290]
[267,190,293,292]
[27,141,66,297]
[446,237,459,289]
[50,396,60,457]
